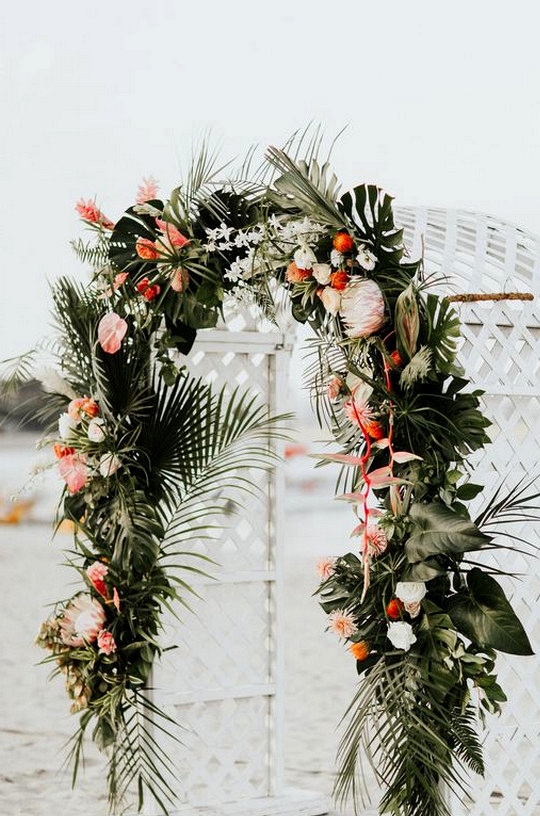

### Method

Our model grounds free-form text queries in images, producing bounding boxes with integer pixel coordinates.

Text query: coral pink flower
[59,594,106,647]
[365,525,388,557]
[53,444,75,459]
[339,278,385,338]
[98,313,128,354]
[316,557,336,580]
[327,376,344,401]
[114,272,129,289]
[135,237,159,260]
[328,609,357,638]
[58,454,89,493]
[155,219,189,249]
[136,176,159,204]
[112,587,121,612]
[286,261,312,283]
[136,278,161,301]
[170,267,189,292]
[68,397,99,420]
[97,630,117,655]
[75,198,115,230]
[86,562,109,599]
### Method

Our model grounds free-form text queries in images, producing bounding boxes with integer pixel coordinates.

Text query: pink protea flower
[75,198,114,230]
[58,454,89,493]
[316,557,336,580]
[328,609,357,638]
[136,176,159,204]
[339,278,385,338]
[365,524,388,557]
[86,562,109,599]
[59,594,107,647]
[98,313,128,354]
[97,630,117,655]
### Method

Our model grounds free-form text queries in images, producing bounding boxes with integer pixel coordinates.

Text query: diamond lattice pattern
[398,208,540,816]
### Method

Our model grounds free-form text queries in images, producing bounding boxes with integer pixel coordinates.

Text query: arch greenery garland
[5,139,538,816]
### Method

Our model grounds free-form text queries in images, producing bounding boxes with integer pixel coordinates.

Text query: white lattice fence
[149,330,328,816]
[399,208,540,816]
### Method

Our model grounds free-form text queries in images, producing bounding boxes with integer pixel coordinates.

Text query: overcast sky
[1,0,539,360]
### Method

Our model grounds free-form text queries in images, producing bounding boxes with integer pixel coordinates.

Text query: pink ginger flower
[136,176,159,204]
[86,562,109,599]
[97,630,117,655]
[328,609,357,638]
[339,278,385,338]
[59,594,106,647]
[75,198,114,230]
[317,557,336,580]
[58,454,89,493]
[98,313,128,354]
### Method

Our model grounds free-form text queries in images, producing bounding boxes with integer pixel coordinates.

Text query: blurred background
[1,1,539,813]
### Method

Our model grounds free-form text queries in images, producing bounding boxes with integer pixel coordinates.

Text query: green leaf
[405,502,491,563]
[448,568,534,655]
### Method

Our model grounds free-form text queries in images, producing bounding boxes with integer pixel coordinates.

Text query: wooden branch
[446,292,534,303]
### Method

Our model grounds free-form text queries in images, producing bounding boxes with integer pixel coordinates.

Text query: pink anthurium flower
[98,313,128,354]
[58,454,89,493]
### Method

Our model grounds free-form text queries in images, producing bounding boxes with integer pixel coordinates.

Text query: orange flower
[53,444,76,459]
[363,419,385,440]
[333,231,355,253]
[386,598,404,620]
[136,278,161,301]
[135,237,159,260]
[286,261,312,283]
[349,641,370,661]
[390,349,403,368]
[330,271,349,291]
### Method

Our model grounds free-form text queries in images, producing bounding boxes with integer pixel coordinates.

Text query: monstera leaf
[448,568,533,655]
[405,502,491,563]
[338,184,405,264]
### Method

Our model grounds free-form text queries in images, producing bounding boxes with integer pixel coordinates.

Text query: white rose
[318,286,342,316]
[356,245,377,271]
[395,581,427,604]
[87,417,106,443]
[387,621,417,651]
[294,243,317,270]
[58,412,78,440]
[330,248,342,267]
[99,453,121,478]
[312,263,332,285]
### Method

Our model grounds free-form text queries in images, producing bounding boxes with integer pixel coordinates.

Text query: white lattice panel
[400,207,540,816]
[150,330,328,816]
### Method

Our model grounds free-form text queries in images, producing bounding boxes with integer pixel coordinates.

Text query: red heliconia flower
[135,237,159,260]
[333,231,355,253]
[329,271,349,291]
[86,562,110,600]
[386,598,405,620]
[136,278,161,301]
[75,198,115,230]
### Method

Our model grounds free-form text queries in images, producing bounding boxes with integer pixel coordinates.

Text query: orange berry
[349,641,370,661]
[363,419,385,440]
[386,598,404,620]
[333,231,355,253]
[329,271,349,291]
[390,349,403,368]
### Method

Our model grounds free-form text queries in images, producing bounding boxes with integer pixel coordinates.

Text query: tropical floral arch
[7,142,538,816]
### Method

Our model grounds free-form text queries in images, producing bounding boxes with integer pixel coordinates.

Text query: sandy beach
[0,431,380,816]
